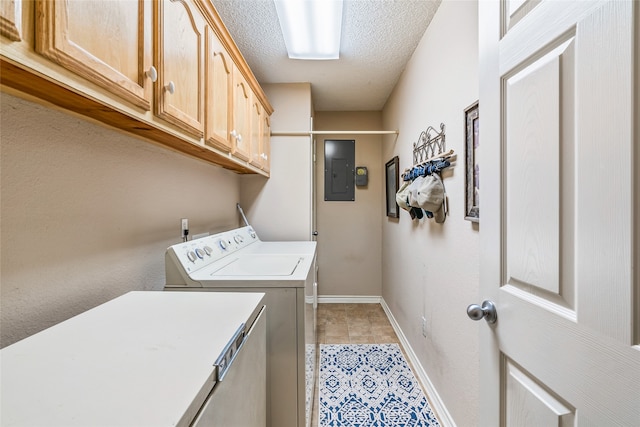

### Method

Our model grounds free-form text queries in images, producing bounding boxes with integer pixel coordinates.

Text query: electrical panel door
[324,140,355,201]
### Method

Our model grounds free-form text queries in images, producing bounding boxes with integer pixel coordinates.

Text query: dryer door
[191,308,266,427]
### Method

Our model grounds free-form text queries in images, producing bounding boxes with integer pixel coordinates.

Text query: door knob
[466,300,497,324]
[312,231,318,236]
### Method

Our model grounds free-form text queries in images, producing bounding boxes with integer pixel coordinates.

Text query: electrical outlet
[421,316,427,337]
[181,218,189,239]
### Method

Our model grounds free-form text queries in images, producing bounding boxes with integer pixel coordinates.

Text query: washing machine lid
[210,254,303,276]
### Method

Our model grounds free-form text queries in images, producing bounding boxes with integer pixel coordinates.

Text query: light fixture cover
[274,0,343,60]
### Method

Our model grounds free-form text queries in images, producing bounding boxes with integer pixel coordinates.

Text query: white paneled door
[478,1,639,425]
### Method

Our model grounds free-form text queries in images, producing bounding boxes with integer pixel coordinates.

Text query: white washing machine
[165,225,317,427]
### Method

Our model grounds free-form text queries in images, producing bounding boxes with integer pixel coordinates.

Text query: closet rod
[271,130,399,137]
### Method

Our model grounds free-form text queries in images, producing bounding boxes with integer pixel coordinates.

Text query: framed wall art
[464,101,479,222]
[385,156,399,218]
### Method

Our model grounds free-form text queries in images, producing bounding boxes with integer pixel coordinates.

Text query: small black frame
[385,156,400,218]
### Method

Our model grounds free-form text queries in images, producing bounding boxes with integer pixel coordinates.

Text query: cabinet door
[1,0,22,41]
[249,99,263,168]
[36,0,153,110]
[204,27,232,152]
[231,66,251,161]
[261,114,271,173]
[155,0,205,137]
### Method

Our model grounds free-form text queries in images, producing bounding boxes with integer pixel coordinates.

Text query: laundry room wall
[0,92,241,348]
[381,1,480,425]
[314,111,383,298]
[239,83,314,241]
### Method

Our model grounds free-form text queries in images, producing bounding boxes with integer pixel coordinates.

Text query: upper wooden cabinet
[35,0,153,110]
[231,66,251,161]
[261,114,271,173]
[249,98,271,172]
[1,0,272,175]
[155,0,205,137]
[249,98,262,168]
[204,26,232,152]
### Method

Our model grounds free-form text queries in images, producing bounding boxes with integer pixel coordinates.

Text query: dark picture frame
[465,101,479,222]
[385,156,400,218]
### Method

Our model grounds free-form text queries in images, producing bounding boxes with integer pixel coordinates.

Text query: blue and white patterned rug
[319,344,440,427]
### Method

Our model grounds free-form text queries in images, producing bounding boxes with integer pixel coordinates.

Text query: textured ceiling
[211,0,441,111]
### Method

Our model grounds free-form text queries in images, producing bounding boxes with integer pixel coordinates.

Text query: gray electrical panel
[324,140,355,201]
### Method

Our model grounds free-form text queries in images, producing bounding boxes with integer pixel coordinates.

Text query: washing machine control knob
[187,251,197,262]
[234,235,244,244]
[218,239,228,250]
[195,248,205,259]
[203,246,213,256]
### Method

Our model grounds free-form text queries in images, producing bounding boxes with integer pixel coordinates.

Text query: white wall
[1,93,240,348]
[240,83,313,241]
[381,1,480,425]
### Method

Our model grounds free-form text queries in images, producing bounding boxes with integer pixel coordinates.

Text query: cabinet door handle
[145,66,157,82]
[165,81,175,94]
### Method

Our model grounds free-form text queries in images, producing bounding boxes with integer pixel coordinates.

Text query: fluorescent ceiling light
[274,0,343,60]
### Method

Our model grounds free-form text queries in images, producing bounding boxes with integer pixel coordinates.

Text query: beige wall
[1,93,240,348]
[381,1,480,425]
[240,83,313,241]
[314,111,382,297]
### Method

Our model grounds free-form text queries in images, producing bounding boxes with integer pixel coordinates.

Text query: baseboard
[380,298,456,427]
[317,295,382,304]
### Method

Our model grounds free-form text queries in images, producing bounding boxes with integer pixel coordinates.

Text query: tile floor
[317,303,400,345]
[311,303,401,426]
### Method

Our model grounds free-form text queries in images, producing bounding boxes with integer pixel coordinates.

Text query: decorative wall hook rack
[412,123,446,165]
[402,123,454,181]
[396,122,454,223]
